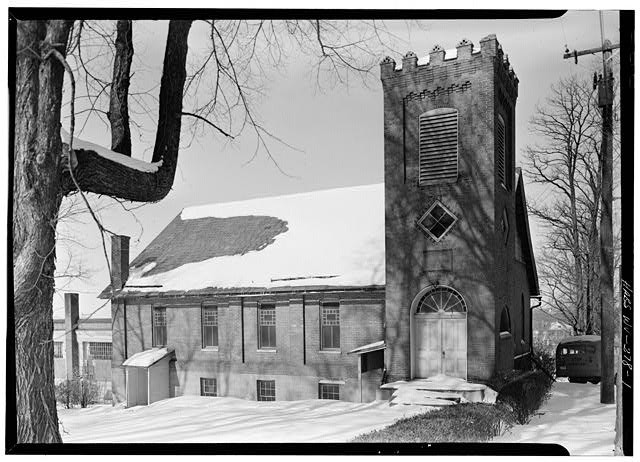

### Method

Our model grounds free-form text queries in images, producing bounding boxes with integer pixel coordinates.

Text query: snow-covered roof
[558,335,601,345]
[347,340,386,355]
[106,183,385,297]
[123,347,175,368]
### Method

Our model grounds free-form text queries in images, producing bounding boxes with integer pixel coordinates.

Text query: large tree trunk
[12,19,192,443]
[108,20,134,156]
[13,19,73,444]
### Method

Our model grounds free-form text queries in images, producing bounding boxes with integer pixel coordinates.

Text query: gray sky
[52,11,621,317]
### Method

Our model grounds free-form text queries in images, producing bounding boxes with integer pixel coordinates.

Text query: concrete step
[381,375,496,405]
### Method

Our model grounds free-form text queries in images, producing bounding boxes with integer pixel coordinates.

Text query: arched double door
[412,286,467,379]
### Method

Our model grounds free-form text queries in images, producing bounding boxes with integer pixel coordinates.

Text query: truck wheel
[589,378,601,384]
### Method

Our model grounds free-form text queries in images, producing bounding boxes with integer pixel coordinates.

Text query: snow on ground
[58,395,431,443]
[493,381,616,455]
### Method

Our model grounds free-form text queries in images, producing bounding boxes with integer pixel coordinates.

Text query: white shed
[122,347,175,407]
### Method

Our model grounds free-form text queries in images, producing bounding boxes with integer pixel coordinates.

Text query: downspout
[530,295,542,355]
[123,299,128,359]
[241,296,245,363]
[529,295,555,381]
[302,294,306,365]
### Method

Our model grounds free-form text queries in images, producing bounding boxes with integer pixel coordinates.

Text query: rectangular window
[257,380,276,401]
[321,303,340,350]
[153,307,167,347]
[53,341,63,358]
[200,378,217,397]
[319,383,340,400]
[258,304,276,349]
[418,108,459,186]
[202,306,219,348]
[88,342,112,360]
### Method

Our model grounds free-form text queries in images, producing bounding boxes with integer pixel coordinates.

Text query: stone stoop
[381,375,496,407]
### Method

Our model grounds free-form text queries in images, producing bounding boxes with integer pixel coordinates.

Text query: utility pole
[563,35,618,406]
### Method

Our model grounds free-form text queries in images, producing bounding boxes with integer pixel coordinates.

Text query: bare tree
[12,17,402,443]
[524,75,603,335]
[525,72,621,337]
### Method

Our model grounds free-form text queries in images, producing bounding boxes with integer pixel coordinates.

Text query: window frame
[417,200,458,243]
[201,304,219,349]
[87,341,112,360]
[320,302,341,351]
[53,341,63,359]
[256,379,276,401]
[200,377,217,397]
[257,303,277,350]
[152,306,167,347]
[318,383,340,400]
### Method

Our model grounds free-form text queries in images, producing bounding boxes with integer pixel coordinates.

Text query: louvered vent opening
[419,108,459,186]
[496,116,506,186]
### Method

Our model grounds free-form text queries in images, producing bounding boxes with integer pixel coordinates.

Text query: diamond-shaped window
[418,201,458,242]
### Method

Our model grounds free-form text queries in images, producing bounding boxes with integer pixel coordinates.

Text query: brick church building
[103,34,539,405]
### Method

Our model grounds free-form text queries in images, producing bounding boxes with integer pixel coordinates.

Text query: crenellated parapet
[380,34,519,98]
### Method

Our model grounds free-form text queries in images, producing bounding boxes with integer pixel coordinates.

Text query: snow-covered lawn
[58,395,430,443]
[493,380,616,455]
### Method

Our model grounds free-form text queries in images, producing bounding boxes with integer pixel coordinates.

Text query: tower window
[497,114,506,187]
[500,306,511,333]
[418,108,459,185]
[417,201,458,242]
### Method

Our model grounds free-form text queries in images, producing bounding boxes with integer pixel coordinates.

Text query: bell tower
[380,35,519,382]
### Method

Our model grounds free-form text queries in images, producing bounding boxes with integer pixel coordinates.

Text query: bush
[55,380,75,409]
[495,370,553,424]
[352,403,516,443]
[55,372,100,409]
[532,340,556,378]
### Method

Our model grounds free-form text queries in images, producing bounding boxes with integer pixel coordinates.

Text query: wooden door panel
[415,317,441,378]
[442,318,466,379]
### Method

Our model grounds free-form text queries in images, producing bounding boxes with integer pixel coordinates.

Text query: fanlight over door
[413,286,467,379]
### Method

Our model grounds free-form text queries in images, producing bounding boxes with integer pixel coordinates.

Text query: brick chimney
[111,235,130,292]
[64,293,79,380]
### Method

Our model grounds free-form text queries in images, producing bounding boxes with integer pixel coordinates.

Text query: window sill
[201,347,219,352]
[319,350,341,354]
[257,349,277,353]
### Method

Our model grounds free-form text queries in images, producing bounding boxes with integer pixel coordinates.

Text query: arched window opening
[500,306,511,333]
[416,286,467,314]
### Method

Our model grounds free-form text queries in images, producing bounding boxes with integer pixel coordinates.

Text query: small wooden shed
[122,347,175,407]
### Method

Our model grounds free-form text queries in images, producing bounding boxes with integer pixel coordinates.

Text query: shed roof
[123,347,175,368]
[347,340,386,355]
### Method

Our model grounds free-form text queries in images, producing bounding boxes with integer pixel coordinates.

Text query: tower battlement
[380,35,518,97]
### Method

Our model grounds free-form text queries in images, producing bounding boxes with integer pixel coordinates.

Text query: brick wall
[381,36,525,382]
[112,289,384,402]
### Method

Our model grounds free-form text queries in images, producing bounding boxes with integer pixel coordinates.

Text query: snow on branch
[61,128,163,173]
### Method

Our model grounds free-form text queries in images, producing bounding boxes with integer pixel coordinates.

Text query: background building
[53,293,113,402]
